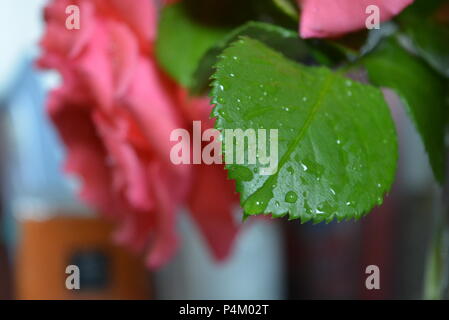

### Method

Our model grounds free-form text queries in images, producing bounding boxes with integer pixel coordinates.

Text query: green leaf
[212,37,398,223]
[401,0,447,17]
[191,21,355,94]
[362,38,446,182]
[398,0,449,78]
[191,21,309,94]
[400,14,449,78]
[155,2,229,87]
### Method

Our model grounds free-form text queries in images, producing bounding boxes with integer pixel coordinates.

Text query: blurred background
[0,0,441,300]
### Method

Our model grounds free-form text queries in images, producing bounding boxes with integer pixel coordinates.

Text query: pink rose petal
[298,0,414,38]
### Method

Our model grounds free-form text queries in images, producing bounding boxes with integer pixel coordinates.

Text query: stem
[423,211,449,299]
[424,150,449,300]
[272,0,299,21]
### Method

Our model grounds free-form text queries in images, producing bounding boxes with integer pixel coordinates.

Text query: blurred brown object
[0,108,12,299]
[436,0,449,24]
[0,243,12,299]
[15,215,151,300]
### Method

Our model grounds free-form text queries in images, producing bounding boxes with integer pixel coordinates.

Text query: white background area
[0,0,47,98]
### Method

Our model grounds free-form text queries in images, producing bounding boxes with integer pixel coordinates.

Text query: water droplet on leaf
[285,191,298,203]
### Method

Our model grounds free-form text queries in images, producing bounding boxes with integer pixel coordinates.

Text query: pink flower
[38,0,240,268]
[298,0,414,38]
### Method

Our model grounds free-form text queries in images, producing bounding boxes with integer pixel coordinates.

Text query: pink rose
[38,0,240,268]
[298,0,414,38]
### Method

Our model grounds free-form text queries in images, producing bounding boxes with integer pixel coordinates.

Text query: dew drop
[285,191,298,203]
[301,163,308,171]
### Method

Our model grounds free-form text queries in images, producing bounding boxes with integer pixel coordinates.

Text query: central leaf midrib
[243,71,335,211]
